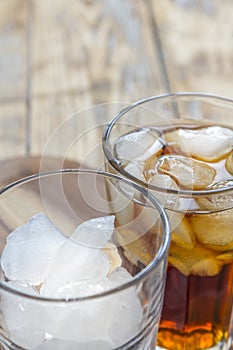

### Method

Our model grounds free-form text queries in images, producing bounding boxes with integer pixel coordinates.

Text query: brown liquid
[158,262,233,349]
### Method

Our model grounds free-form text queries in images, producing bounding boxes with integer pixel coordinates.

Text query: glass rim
[102,92,233,197]
[0,168,170,303]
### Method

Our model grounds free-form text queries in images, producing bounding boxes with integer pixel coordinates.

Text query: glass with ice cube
[103,93,233,350]
[0,169,169,350]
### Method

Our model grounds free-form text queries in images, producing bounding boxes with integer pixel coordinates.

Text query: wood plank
[0,1,29,161]
[0,156,80,187]
[0,0,28,101]
[0,102,26,159]
[30,0,166,158]
[151,0,233,97]
[32,96,130,169]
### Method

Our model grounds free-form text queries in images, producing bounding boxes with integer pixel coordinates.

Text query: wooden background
[0,0,233,183]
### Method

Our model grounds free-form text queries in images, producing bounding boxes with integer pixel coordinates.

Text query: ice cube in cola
[114,122,233,350]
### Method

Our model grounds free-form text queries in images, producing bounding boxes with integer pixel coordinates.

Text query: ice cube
[191,209,233,251]
[165,126,233,161]
[169,242,221,277]
[124,161,145,182]
[97,285,143,348]
[115,128,164,162]
[105,177,134,226]
[226,150,233,175]
[42,216,114,296]
[120,162,145,204]
[148,174,196,211]
[115,228,155,266]
[166,210,184,231]
[42,266,142,347]
[42,248,110,297]
[149,174,178,190]
[71,215,115,248]
[168,255,190,276]
[1,213,66,284]
[43,297,114,344]
[169,214,195,250]
[109,266,133,285]
[191,257,223,276]
[217,251,233,264]
[197,180,233,211]
[157,155,216,190]
[1,281,45,349]
[107,282,143,346]
[43,277,142,348]
[2,280,39,295]
[143,151,164,181]
[148,174,179,208]
[51,278,107,299]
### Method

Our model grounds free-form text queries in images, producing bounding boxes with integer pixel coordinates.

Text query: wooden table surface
[0,0,233,184]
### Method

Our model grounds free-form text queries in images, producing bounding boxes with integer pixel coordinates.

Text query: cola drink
[111,122,233,350]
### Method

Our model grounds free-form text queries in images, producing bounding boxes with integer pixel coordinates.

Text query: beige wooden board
[0,0,28,162]
[30,0,165,157]
[0,102,26,159]
[152,0,233,97]
[0,0,28,101]
[0,156,80,187]
[31,95,132,169]
[30,94,89,158]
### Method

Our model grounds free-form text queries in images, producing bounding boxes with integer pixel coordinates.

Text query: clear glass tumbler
[103,92,233,350]
[0,169,169,350]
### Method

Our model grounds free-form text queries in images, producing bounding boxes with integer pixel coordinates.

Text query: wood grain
[152,0,233,97]
[0,0,28,102]
[0,1,28,161]
[1,0,232,180]
[0,156,80,187]
[0,102,26,159]
[29,0,164,157]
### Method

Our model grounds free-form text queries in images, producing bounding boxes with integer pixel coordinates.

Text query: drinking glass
[0,169,169,350]
[102,92,233,350]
